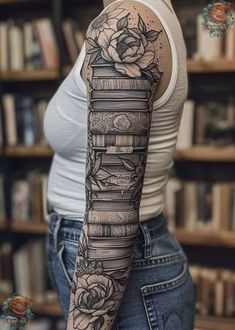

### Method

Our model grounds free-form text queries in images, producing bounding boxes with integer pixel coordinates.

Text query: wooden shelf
[187,59,235,73]
[0,220,6,231]
[0,0,45,4]
[195,315,235,330]
[0,69,59,81]
[11,221,48,234]
[175,146,235,162]
[174,229,235,248]
[32,301,62,317]
[4,145,53,157]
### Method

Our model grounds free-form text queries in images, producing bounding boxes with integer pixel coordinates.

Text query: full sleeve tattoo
[66,2,164,329]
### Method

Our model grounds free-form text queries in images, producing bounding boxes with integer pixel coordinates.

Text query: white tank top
[43,0,188,222]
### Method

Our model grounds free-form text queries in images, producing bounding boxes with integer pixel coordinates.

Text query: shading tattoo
[66,3,162,330]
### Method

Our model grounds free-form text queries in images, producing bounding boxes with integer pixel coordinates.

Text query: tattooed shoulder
[82,0,171,90]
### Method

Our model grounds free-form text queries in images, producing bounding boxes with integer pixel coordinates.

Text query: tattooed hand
[66,1,168,329]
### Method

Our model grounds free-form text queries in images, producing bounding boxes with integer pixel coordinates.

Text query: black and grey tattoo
[66,3,162,329]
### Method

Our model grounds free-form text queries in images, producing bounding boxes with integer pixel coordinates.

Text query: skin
[67,1,172,329]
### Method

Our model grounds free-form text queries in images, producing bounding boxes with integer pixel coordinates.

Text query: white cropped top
[43,0,188,222]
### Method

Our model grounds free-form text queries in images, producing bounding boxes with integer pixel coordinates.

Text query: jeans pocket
[141,261,196,330]
[57,239,79,287]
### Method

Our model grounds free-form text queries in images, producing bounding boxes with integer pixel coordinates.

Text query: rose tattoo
[87,10,162,82]
[70,274,118,330]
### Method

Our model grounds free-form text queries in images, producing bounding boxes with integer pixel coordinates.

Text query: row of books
[0,17,86,72]
[0,171,49,224]
[165,179,235,232]
[1,93,49,147]
[0,18,59,71]
[194,13,235,61]
[190,265,235,317]
[1,14,234,72]
[177,98,235,149]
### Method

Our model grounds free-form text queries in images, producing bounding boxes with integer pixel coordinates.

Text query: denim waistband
[48,210,168,241]
[48,210,170,259]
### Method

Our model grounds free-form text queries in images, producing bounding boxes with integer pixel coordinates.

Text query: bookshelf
[169,2,235,327]
[0,0,64,328]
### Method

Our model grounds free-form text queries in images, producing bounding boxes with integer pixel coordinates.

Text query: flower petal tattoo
[66,2,163,329]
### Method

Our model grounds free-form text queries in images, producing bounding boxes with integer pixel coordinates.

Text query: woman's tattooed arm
[66,1,166,329]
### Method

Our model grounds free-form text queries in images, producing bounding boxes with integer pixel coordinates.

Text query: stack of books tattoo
[86,62,153,272]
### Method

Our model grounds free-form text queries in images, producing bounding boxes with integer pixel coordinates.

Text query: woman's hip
[46,211,196,329]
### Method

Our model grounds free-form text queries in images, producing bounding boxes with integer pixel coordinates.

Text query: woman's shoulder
[81,0,172,92]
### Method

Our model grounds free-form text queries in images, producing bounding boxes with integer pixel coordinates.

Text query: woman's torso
[43,0,188,222]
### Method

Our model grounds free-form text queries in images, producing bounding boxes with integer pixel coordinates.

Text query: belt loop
[53,215,62,250]
[139,222,152,259]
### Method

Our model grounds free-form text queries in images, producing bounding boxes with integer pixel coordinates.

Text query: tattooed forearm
[66,2,163,329]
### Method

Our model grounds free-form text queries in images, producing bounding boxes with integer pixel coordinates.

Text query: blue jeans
[46,211,196,329]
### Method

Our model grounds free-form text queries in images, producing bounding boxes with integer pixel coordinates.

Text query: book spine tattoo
[67,3,162,330]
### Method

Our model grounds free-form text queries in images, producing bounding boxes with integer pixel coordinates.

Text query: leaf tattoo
[117,13,129,30]
[138,14,147,34]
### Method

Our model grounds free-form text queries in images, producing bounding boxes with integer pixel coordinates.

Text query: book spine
[91,77,151,91]
[88,210,138,225]
[92,135,148,148]
[88,223,139,237]
[92,90,149,99]
[90,111,149,135]
[3,94,17,146]
[23,22,34,70]
[91,200,136,211]
[0,22,8,71]
[91,99,149,111]
[9,23,24,71]
[21,97,34,146]
[88,237,136,249]
[87,246,133,260]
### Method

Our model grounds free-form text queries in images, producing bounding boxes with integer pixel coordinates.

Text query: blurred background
[0,0,235,329]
